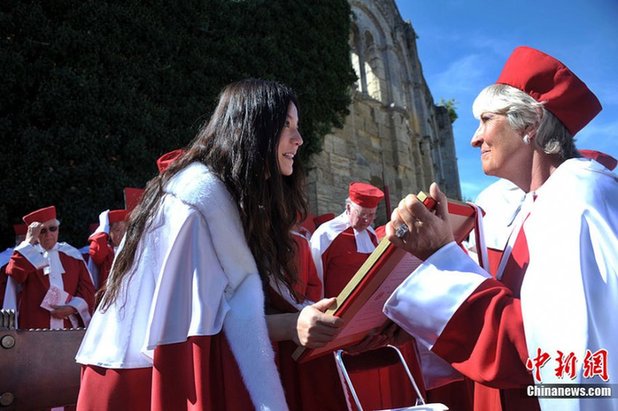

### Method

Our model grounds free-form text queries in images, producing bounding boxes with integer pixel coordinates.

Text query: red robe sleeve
[0,265,7,307]
[432,279,533,388]
[89,232,113,265]
[73,256,96,315]
[292,235,322,302]
[384,242,535,389]
[6,251,37,284]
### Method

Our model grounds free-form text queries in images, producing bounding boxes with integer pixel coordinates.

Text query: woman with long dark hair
[76,79,342,410]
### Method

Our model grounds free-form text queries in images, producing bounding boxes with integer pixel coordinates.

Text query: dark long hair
[100,79,307,309]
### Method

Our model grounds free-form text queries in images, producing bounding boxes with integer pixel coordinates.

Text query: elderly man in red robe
[310,182,422,410]
[6,205,95,329]
[311,182,384,298]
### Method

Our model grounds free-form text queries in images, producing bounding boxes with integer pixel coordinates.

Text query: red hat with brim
[23,205,57,225]
[579,149,617,171]
[109,209,129,224]
[496,46,601,136]
[349,182,384,208]
[157,149,185,174]
[124,187,145,213]
[13,224,27,236]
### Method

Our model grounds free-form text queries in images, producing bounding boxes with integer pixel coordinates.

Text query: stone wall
[306,0,461,226]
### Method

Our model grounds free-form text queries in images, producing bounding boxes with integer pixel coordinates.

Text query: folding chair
[334,345,449,411]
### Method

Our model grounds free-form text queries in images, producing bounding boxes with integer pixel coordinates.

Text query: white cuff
[89,210,110,239]
[14,241,48,269]
[383,242,490,349]
[223,274,288,411]
[68,295,91,327]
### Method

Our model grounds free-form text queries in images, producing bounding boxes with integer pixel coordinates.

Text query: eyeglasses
[40,226,59,235]
[350,208,376,221]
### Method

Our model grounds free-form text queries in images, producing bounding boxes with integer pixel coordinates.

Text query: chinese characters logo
[526,348,609,382]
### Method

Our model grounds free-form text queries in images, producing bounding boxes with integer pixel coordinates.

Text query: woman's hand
[295,297,344,348]
[386,182,454,260]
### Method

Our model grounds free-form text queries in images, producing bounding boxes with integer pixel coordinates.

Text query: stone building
[306,0,461,225]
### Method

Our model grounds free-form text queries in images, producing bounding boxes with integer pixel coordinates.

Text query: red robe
[321,227,377,298]
[77,164,288,410]
[78,334,255,411]
[0,248,13,308]
[88,232,114,290]
[78,237,330,411]
[6,246,95,329]
[267,285,350,411]
[265,232,350,411]
[315,225,422,410]
[404,160,618,411]
[291,232,322,302]
[0,264,7,308]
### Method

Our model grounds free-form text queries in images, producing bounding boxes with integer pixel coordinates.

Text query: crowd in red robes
[0,176,448,410]
[7,136,614,411]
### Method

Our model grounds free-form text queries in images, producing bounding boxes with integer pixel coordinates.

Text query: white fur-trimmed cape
[77,162,288,410]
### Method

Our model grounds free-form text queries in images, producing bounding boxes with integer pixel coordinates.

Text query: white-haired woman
[383,46,618,411]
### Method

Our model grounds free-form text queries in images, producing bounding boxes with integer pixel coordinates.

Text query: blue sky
[395,0,618,200]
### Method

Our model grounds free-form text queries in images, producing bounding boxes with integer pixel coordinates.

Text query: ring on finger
[395,223,409,239]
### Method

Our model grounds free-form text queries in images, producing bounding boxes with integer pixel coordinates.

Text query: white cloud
[430,53,488,95]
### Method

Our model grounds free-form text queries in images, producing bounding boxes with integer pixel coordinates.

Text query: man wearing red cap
[88,209,128,290]
[310,182,384,298]
[5,206,96,329]
[309,182,422,409]
[384,46,618,411]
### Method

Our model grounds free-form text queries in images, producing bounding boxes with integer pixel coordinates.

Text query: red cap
[124,187,145,213]
[109,209,129,224]
[496,46,601,136]
[22,205,57,225]
[13,224,27,236]
[156,149,185,174]
[349,182,384,208]
[579,149,617,171]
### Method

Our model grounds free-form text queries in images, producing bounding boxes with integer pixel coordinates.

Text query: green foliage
[0,0,356,248]
[439,98,458,123]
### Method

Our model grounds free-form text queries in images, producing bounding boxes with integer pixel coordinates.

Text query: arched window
[364,31,382,101]
[351,51,362,91]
